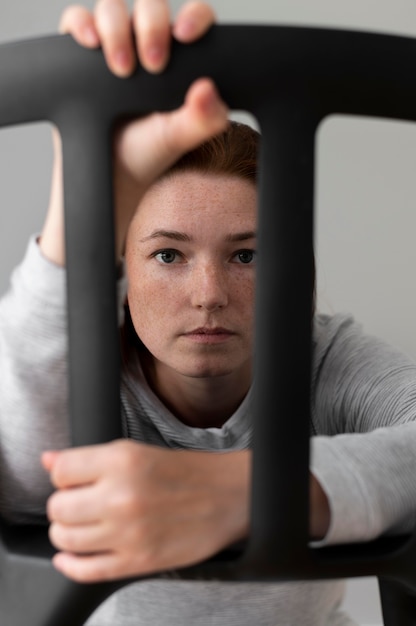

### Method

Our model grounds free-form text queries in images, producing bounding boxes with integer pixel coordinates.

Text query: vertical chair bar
[379,579,416,626]
[245,101,317,573]
[58,107,122,446]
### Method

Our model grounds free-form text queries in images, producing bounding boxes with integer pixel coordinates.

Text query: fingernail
[173,19,197,40]
[144,46,166,71]
[114,49,132,76]
[204,88,225,115]
[41,450,58,471]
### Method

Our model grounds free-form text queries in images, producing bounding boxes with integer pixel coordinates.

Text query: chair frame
[0,25,415,625]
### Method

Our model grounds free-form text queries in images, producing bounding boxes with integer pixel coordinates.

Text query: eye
[154,249,182,264]
[232,249,256,265]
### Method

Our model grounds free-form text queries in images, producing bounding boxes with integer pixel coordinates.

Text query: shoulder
[312,312,360,370]
[311,312,416,432]
[312,312,416,373]
[311,311,415,408]
[313,311,358,346]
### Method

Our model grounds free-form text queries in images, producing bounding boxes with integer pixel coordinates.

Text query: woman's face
[125,171,257,384]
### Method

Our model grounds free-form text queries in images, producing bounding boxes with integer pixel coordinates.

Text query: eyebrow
[139,229,257,243]
[139,230,191,243]
[225,231,257,242]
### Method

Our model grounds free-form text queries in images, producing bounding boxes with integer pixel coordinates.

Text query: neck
[141,353,251,429]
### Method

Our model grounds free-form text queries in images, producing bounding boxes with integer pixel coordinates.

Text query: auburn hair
[162,120,259,183]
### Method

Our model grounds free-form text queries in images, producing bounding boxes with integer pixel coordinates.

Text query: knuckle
[108,485,140,519]
[59,5,93,34]
[95,0,130,31]
[59,5,79,31]
[49,522,67,550]
[133,0,170,36]
[110,439,138,472]
[50,523,82,553]
[62,532,78,552]
[46,493,60,521]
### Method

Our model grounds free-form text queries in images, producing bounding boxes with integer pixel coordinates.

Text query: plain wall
[3,1,416,624]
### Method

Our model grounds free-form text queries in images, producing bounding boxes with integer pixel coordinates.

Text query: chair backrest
[0,25,415,625]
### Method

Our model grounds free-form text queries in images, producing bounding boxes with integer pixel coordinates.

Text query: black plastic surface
[0,25,416,624]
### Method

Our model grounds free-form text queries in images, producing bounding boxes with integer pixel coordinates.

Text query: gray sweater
[1,237,416,625]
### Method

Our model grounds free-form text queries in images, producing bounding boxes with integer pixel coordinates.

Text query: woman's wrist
[40,128,66,266]
[205,454,331,547]
[309,473,331,540]
[205,450,251,547]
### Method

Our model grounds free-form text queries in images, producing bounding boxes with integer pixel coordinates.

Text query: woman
[1,1,416,624]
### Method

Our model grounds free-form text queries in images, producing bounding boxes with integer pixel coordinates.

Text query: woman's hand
[42,441,250,582]
[41,440,330,583]
[40,0,228,266]
[59,0,216,76]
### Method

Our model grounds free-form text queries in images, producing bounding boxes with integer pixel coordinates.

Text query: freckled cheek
[232,273,256,321]
[127,272,186,346]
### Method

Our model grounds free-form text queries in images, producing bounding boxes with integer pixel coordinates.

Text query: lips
[182,327,236,344]
[186,327,233,335]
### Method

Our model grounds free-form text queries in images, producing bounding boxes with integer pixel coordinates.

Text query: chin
[189,368,234,379]
[179,359,238,379]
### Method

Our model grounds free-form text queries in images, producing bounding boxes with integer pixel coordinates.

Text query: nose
[191,262,229,312]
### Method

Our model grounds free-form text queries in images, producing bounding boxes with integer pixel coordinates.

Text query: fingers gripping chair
[0,25,415,625]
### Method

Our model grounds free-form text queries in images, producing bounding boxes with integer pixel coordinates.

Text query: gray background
[2,0,416,624]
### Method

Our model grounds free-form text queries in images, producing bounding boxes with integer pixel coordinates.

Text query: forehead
[131,171,257,233]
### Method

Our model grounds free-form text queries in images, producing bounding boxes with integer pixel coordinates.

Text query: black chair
[0,25,415,625]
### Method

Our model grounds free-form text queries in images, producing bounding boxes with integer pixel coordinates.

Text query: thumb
[158,77,229,160]
[115,77,229,186]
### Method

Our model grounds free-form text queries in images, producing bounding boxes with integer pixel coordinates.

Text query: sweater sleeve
[0,237,128,522]
[310,313,416,545]
[0,237,127,522]
[0,237,69,521]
